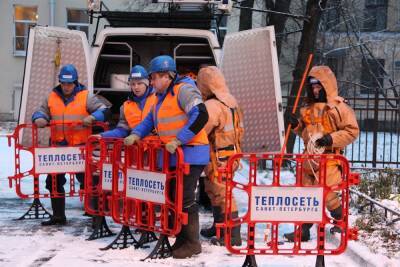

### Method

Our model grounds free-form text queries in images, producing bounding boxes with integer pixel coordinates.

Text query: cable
[306,132,325,179]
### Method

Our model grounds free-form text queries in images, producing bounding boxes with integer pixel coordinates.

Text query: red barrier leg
[135,230,158,249]
[17,187,52,221]
[141,234,172,260]
[100,225,138,250]
[242,255,257,267]
[316,255,325,267]
[86,215,114,241]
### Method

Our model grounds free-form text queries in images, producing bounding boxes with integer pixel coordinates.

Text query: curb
[325,229,392,267]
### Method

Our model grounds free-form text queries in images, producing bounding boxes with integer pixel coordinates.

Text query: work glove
[286,113,299,128]
[82,115,96,127]
[316,134,333,147]
[34,118,48,128]
[124,134,140,146]
[165,139,182,154]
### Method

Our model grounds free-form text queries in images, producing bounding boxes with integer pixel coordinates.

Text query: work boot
[171,213,185,251]
[200,206,222,238]
[171,231,185,251]
[330,206,343,234]
[210,211,242,246]
[283,223,312,242]
[172,210,202,259]
[42,197,67,226]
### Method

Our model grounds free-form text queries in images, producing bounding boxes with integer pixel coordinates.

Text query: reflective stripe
[217,144,235,151]
[158,129,180,137]
[52,114,86,120]
[158,114,187,124]
[223,124,234,132]
[217,149,236,157]
[53,125,87,130]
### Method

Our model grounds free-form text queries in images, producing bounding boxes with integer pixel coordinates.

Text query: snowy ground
[0,129,398,266]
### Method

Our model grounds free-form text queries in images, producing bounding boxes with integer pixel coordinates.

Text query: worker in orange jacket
[124,55,210,259]
[32,64,109,226]
[284,66,359,241]
[197,66,244,246]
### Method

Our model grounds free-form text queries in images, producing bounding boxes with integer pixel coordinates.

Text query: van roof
[94,27,221,48]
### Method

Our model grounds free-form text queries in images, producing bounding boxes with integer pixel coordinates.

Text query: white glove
[165,139,182,154]
[82,115,96,127]
[124,134,141,146]
[34,118,48,128]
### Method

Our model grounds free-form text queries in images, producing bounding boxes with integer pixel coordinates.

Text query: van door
[221,26,284,152]
[19,26,91,145]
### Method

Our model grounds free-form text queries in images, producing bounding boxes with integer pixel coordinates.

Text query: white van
[18,8,284,152]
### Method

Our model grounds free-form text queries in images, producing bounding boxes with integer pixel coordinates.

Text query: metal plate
[221,26,284,152]
[19,26,91,146]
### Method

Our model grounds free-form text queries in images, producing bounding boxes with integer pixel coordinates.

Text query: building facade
[0,0,88,121]
[0,0,268,122]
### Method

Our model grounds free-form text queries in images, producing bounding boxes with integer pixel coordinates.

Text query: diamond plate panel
[21,27,89,146]
[221,27,284,152]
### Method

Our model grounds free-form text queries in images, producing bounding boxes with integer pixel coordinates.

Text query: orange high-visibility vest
[48,90,90,145]
[154,83,208,145]
[124,94,156,129]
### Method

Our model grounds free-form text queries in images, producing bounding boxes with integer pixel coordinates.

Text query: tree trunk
[285,0,328,153]
[265,0,292,58]
[239,0,255,31]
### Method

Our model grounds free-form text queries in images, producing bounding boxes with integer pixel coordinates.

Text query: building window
[394,60,400,70]
[360,58,385,94]
[325,0,341,31]
[363,0,388,31]
[67,9,89,37]
[14,5,38,56]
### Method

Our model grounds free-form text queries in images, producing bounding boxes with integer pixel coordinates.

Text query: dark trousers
[169,165,205,213]
[45,172,85,194]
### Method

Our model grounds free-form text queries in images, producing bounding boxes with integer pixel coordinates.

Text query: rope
[306,132,325,179]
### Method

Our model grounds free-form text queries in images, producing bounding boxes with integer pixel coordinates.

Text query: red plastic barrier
[7,122,107,199]
[217,153,359,256]
[111,140,189,236]
[83,136,120,217]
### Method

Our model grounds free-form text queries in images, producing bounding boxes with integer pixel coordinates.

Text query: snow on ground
[0,132,396,267]
[349,197,400,260]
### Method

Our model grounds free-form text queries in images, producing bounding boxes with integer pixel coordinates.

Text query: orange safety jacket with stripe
[124,94,157,129]
[154,83,208,145]
[48,90,90,145]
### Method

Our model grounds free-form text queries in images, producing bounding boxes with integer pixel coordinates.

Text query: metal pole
[49,0,55,26]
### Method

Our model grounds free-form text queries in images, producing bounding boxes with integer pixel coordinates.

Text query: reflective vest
[124,94,156,129]
[302,105,334,135]
[301,103,340,155]
[48,90,90,145]
[210,102,244,177]
[154,83,208,145]
[213,105,244,160]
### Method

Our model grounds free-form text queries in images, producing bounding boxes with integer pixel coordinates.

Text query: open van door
[19,26,91,145]
[221,26,284,152]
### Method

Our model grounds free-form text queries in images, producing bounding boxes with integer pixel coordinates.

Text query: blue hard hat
[128,65,149,81]
[58,64,78,83]
[148,55,176,75]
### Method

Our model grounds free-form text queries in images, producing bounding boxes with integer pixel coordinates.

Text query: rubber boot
[171,231,185,251]
[200,206,222,238]
[330,206,343,234]
[42,197,67,226]
[171,213,185,250]
[172,210,202,259]
[210,211,242,246]
[283,223,312,242]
